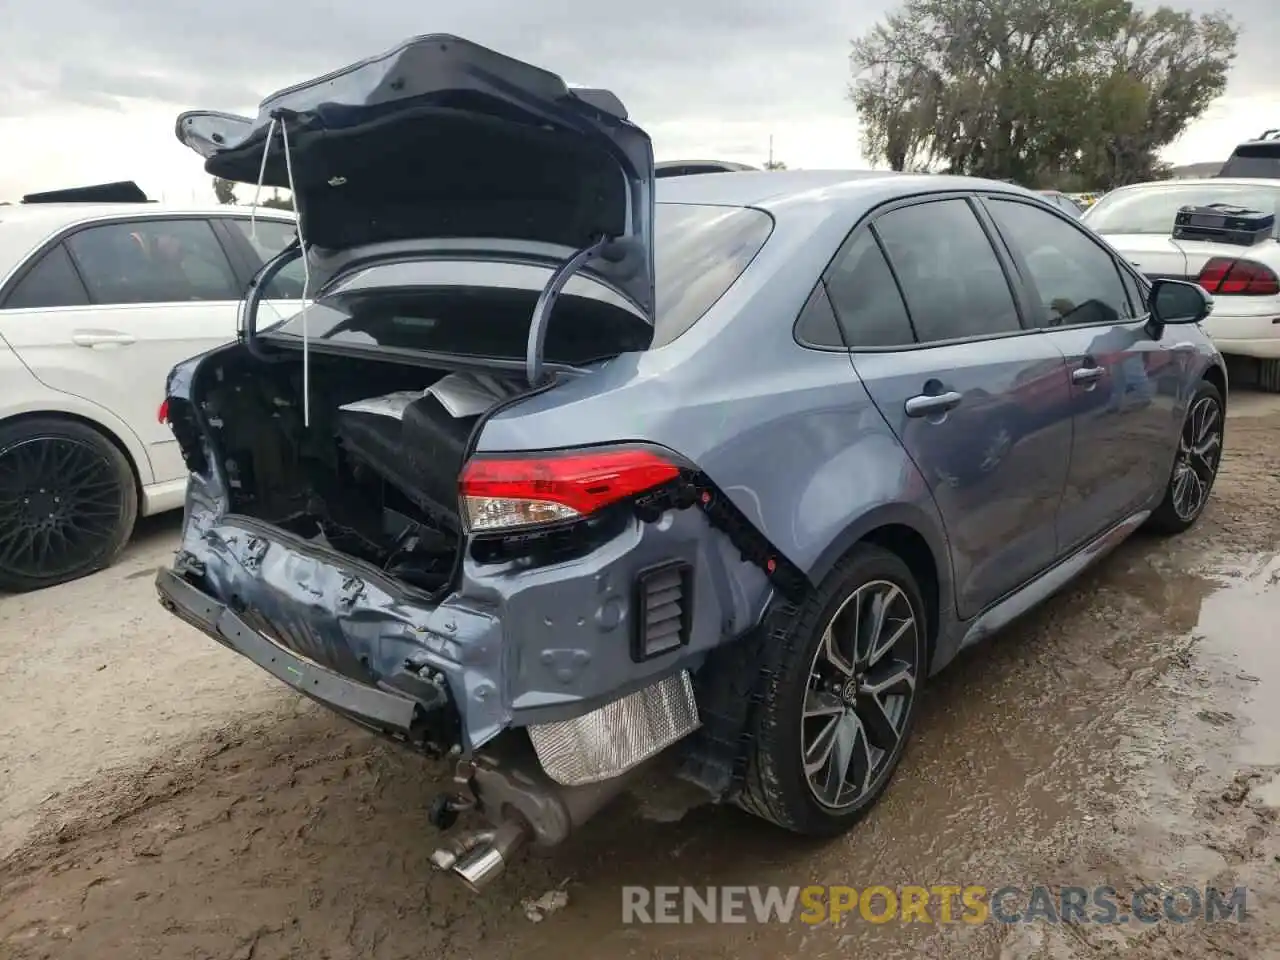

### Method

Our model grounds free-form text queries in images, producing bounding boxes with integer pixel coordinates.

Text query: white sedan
[1082,178,1280,390]
[0,194,300,591]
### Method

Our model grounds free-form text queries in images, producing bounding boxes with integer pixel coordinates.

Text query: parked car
[0,192,298,591]
[1082,178,1280,389]
[1218,130,1280,179]
[156,34,1228,893]
[1037,189,1085,217]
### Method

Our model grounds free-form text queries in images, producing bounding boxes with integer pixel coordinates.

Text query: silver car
[156,34,1228,892]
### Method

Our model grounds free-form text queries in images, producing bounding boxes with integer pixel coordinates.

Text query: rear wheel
[737,544,927,836]
[0,417,137,592]
[1145,380,1224,535]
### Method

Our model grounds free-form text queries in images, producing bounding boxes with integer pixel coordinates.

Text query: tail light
[460,445,682,532]
[158,398,169,424]
[1196,257,1280,296]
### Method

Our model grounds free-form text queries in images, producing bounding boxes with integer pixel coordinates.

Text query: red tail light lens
[1196,257,1280,296]
[460,445,682,532]
[158,399,169,424]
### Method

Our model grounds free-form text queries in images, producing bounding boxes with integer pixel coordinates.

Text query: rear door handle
[71,331,136,347]
[905,391,963,417]
[1071,365,1105,384]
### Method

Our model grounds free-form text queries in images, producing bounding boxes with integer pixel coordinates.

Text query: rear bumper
[157,472,761,759]
[1203,302,1280,358]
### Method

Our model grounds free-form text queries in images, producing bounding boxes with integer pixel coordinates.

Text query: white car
[1082,178,1280,389]
[0,192,300,591]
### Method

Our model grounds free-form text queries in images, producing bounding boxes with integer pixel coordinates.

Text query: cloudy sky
[1,0,1275,203]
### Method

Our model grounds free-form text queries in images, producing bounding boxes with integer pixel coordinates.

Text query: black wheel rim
[0,436,125,581]
[1171,396,1222,522]
[801,579,920,810]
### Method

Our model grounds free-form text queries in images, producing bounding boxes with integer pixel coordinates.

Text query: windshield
[1083,183,1280,238]
[263,203,774,359]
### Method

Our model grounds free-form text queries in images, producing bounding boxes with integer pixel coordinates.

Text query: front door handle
[71,331,136,347]
[905,391,963,417]
[1071,365,1105,385]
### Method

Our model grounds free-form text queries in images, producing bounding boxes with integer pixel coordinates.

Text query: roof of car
[655,168,1042,211]
[1100,177,1280,193]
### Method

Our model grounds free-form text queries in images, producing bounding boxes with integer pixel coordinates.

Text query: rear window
[1219,143,1280,179]
[1083,183,1280,238]
[264,203,773,359]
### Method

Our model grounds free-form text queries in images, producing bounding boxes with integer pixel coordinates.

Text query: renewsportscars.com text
[621,884,1248,925]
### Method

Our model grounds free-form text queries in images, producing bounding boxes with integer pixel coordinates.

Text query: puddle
[1193,551,1280,766]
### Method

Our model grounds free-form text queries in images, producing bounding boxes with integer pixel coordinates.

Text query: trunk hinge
[525,235,611,387]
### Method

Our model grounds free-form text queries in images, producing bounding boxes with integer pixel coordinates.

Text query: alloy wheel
[0,436,127,582]
[801,579,920,810]
[1170,395,1222,522]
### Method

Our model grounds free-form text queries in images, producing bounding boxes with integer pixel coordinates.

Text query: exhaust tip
[453,844,508,893]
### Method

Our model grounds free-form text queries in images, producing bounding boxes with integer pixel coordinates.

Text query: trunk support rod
[525,236,610,387]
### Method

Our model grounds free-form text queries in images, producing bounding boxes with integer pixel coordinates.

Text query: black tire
[1145,380,1225,536]
[0,416,138,592]
[736,543,928,836]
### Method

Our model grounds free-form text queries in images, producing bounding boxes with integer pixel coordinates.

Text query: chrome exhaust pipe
[429,738,661,893]
[430,820,528,892]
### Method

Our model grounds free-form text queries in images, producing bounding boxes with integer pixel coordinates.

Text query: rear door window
[824,230,915,348]
[66,219,239,304]
[2,244,90,309]
[872,198,1022,343]
[225,217,306,299]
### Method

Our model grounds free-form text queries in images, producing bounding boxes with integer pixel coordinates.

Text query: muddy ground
[2,395,1279,960]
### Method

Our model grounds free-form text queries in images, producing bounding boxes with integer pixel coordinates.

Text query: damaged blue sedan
[156,35,1227,891]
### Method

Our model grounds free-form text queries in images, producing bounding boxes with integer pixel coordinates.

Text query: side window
[2,244,90,309]
[986,198,1134,326]
[65,219,238,305]
[824,230,915,348]
[226,218,306,299]
[873,199,1022,342]
[794,283,845,348]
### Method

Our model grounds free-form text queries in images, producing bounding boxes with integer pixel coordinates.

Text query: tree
[212,177,238,205]
[764,159,788,171]
[848,0,1236,188]
[259,189,293,210]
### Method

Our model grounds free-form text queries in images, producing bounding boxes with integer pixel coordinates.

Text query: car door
[0,217,243,484]
[828,195,1072,620]
[981,195,1188,552]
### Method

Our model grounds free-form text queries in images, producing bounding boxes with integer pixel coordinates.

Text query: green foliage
[212,177,238,205]
[764,159,788,170]
[849,0,1237,188]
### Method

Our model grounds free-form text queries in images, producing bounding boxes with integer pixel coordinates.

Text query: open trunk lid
[174,34,656,328]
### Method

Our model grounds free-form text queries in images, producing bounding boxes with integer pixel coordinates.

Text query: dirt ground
[2,394,1279,960]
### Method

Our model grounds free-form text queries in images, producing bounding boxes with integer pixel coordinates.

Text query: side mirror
[1149,278,1213,325]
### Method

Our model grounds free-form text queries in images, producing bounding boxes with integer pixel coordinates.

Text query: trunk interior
[179,345,528,595]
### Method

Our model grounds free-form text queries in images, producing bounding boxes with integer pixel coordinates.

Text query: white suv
[0,196,299,591]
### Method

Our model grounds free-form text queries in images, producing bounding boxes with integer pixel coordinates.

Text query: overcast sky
[1,0,1275,203]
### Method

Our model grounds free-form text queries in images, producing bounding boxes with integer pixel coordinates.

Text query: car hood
[174,34,656,321]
